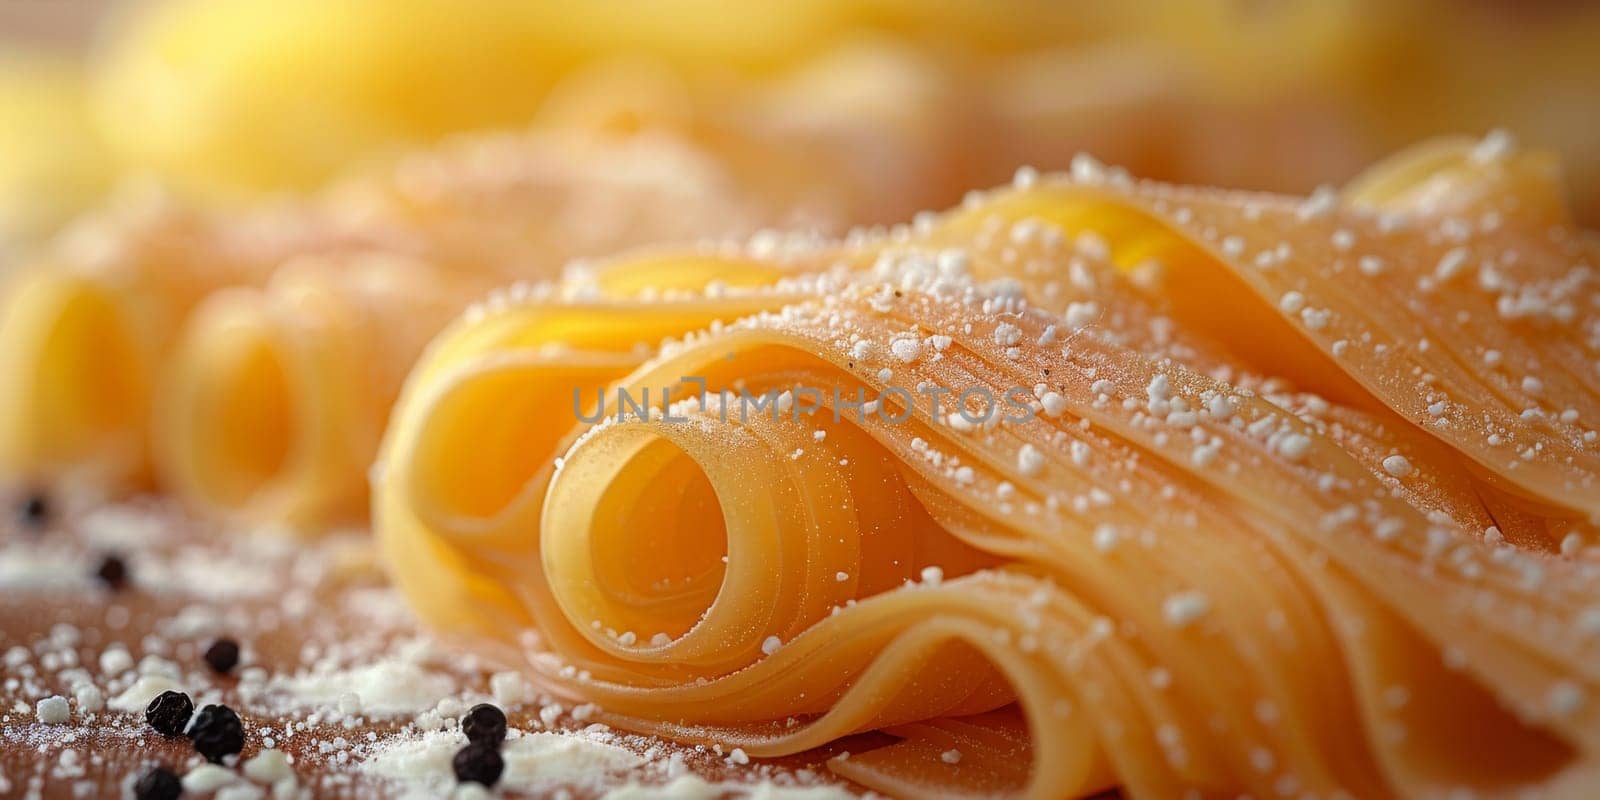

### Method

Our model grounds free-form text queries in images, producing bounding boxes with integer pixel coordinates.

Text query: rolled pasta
[153,129,833,526]
[156,252,475,526]
[0,127,833,505]
[0,189,352,489]
[376,136,1600,798]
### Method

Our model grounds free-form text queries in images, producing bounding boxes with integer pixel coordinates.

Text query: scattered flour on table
[341,587,417,629]
[0,544,91,590]
[137,546,281,599]
[362,727,643,797]
[79,505,171,549]
[107,675,183,713]
[269,657,456,716]
[602,773,857,799]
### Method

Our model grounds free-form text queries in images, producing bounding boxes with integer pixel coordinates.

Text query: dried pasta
[0,128,827,506]
[0,189,350,488]
[376,136,1600,798]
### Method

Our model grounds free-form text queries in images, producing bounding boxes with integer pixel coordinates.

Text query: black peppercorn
[460,703,507,745]
[203,638,240,674]
[132,766,183,800]
[95,554,129,590]
[18,493,49,528]
[189,704,245,763]
[452,741,504,787]
[144,691,193,736]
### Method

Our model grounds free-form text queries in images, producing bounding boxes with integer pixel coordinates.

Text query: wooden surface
[0,493,870,798]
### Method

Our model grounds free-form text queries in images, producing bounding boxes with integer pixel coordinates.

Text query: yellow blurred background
[3,0,1600,250]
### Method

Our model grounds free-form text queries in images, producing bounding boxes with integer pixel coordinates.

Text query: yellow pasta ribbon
[377,138,1600,798]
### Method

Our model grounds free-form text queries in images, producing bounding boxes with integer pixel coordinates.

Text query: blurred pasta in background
[0,51,110,248]
[3,0,1600,252]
